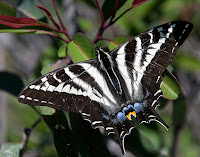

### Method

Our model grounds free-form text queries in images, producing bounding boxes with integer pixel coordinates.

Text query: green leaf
[58,44,67,58]
[172,93,187,126]
[17,0,44,19]
[41,63,56,75]
[0,2,16,16]
[42,111,78,157]
[0,143,22,157]
[108,35,130,51]
[0,72,24,96]
[68,33,96,63]
[0,29,47,34]
[74,33,96,59]
[161,70,180,100]
[0,27,53,34]
[113,35,130,45]
[173,53,200,72]
[68,41,89,63]
[108,41,118,51]
[40,106,54,115]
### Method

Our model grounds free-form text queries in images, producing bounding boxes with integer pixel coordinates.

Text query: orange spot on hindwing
[126,111,136,120]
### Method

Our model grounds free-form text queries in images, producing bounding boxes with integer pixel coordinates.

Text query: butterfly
[18,21,193,154]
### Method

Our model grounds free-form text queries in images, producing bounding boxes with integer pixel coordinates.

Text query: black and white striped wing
[18,60,134,138]
[111,21,193,124]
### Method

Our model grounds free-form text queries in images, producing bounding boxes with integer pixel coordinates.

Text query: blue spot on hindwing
[102,113,109,120]
[122,105,134,114]
[122,107,128,114]
[127,104,134,110]
[133,102,143,113]
[117,112,127,123]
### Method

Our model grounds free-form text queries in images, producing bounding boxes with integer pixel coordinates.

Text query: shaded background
[0,0,200,156]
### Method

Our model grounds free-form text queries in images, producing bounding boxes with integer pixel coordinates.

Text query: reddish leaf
[132,0,150,8]
[36,6,52,17]
[102,0,127,21]
[0,15,52,31]
[0,15,40,28]
[36,6,61,30]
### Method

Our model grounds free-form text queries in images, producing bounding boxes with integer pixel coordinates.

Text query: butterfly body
[18,21,193,154]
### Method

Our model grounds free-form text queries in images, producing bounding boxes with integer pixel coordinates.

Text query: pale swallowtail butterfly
[18,21,193,154]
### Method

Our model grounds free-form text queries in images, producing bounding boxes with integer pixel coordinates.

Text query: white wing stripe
[53,73,62,83]
[80,63,117,105]
[54,82,65,92]
[116,43,133,98]
[62,64,115,107]
[40,81,50,91]
[133,37,143,93]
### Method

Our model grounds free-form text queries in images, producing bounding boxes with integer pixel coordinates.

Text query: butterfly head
[95,46,110,58]
[95,47,103,53]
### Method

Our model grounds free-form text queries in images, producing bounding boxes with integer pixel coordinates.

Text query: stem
[35,23,70,43]
[109,6,132,26]
[19,118,42,157]
[35,29,70,43]
[57,35,70,43]
[172,125,183,157]
[30,106,41,116]
[36,5,61,30]
[93,26,104,43]
[95,0,105,26]
[51,0,72,41]
[93,0,105,43]
[93,5,133,43]
[52,59,62,71]
[108,0,118,26]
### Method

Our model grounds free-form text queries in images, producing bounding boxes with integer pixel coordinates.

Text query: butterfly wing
[18,59,135,146]
[111,21,193,125]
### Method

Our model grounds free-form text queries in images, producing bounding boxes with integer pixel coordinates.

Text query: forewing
[111,21,193,100]
[18,59,135,154]
[110,21,193,126]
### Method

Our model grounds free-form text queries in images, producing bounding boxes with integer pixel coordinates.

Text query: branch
[36,5,61,30]
[108,0,119,26]
[172,124,183,157]
[93,26,104,43]
[51,0,72,41]
[52,59,62,71]
[19,118,42,157]
[34,29,70,43]
[95,0,105,26]
[108,6,132,26]
[93,5,133,43]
